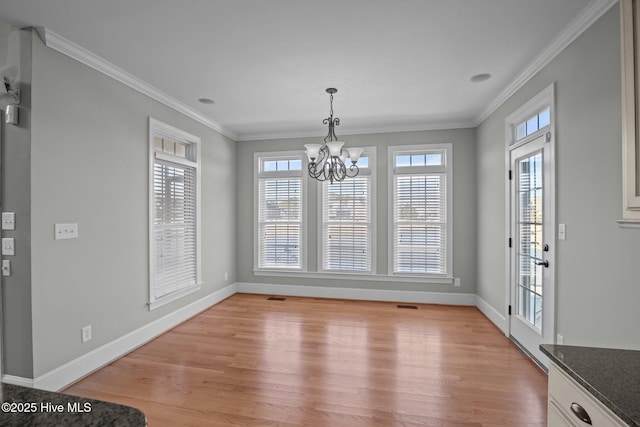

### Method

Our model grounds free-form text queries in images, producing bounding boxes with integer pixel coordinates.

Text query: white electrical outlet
[557,334,564,345]
[224,272,228,281]
[81,325,92,343]
[454,278,461,287]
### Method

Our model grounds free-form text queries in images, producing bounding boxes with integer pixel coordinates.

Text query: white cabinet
[548,364,627,426]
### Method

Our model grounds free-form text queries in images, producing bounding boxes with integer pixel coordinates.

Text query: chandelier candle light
[305,88,363,183]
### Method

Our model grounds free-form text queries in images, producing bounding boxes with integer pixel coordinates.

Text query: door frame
[504,83,557,366]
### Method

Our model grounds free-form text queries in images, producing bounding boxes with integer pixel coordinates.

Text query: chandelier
[305,88,363,183]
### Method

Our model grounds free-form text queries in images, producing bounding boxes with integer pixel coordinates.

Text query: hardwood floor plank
[64,294,547,426]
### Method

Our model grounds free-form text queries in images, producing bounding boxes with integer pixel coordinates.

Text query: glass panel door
[509,133,553,368]
[517,152,543,331]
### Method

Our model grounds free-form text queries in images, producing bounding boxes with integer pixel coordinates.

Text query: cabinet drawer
[548,364,626,426]
[548,400,578,427]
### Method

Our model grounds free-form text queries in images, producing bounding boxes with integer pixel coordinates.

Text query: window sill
[148,283,202,311]
[253,269,454,285]
[617,219,640,229]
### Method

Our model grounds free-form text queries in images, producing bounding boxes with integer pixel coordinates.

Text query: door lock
[536,260,549,268]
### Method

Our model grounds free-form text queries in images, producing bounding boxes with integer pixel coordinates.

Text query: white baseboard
[475,295,507,334]
[2,375,35,388]
[4,283,237,392]
[4,283,505,392]
[236,282,476,306]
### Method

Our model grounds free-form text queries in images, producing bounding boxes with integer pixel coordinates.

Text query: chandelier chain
[329,92,334,118]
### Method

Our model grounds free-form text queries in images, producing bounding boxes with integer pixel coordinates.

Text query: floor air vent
[267,296,286,301]
[397,304,418,309]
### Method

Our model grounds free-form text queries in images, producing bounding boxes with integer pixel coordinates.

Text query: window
[514,107,550,141]
[255,152,305,270]
[320,149,374,272]
[149,118,201,309]
[389,144,452,276]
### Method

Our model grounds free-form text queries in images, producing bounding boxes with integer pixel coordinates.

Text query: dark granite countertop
[541,344,640,427]
[0,383,146,426]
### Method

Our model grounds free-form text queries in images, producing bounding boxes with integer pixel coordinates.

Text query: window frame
[317,147,376,274]
[253,151,308,272]
[388,143,453,278]
[148,118,202,310]
[620,0,640,225]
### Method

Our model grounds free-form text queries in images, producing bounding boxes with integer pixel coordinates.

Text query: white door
[509,133,555,367]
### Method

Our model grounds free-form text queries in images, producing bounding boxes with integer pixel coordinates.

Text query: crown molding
[37,28,238,141]
[474,0,618,126]
[32,0,617,142]
[236,120,476,141]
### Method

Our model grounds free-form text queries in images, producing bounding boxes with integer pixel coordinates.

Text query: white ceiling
[0,0,609,141]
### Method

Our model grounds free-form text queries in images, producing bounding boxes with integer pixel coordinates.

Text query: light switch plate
[1,238,15,256]
[1,212,15,230]
[55,223,79,240]
[558,223,566,240]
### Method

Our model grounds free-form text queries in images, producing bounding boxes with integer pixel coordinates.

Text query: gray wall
[477,5,640,349]
[2,32,237,378]
[236,129,477,294]
[1,26,34,378]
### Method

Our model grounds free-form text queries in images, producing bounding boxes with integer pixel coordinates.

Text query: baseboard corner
[475,295,507,333]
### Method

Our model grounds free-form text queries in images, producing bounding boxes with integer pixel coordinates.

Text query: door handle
[535,260,549,268]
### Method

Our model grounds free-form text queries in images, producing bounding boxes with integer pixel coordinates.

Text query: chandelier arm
[308,163,323,180]
[345,163,360,178]
[308,145,331,181]
[316,145,329,169]
[335,157,347,181]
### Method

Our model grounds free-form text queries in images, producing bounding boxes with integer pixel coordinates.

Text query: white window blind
[149,118,201,309]
[153,158,197,298]
[391,145,451,276]
[257,154,304,269]
[394,174,446,273]
[322,175,372,272]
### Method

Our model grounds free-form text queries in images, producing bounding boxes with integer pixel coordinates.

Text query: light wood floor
[64,294,548,426]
